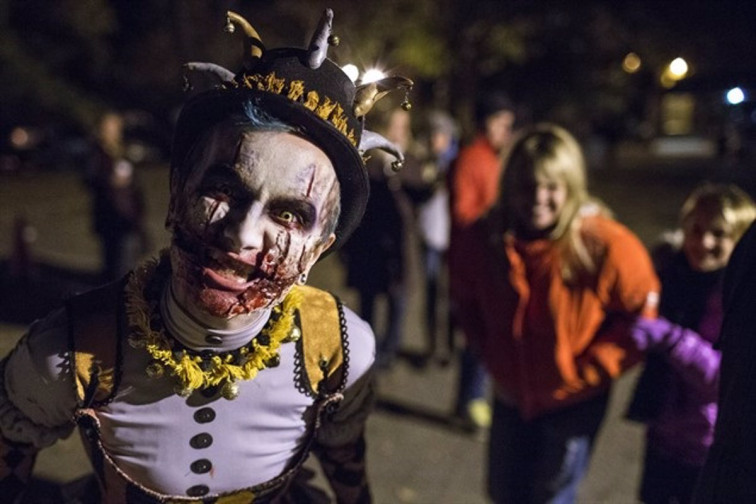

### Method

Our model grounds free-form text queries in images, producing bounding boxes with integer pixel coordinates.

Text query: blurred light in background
[660,92,694,135]
[668,58,689,78]
[622,52,641,73]
[341,64,359,82]
[726,86,746,105]
[8,127,43,150]
[361,68,386,84]
[660,57,689,89]
[660,73,676,89]
[9,127,31,149]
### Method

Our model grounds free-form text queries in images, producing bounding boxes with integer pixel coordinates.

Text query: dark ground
[1,149,755,503]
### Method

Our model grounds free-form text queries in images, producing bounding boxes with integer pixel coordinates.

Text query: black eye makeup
[199,164,245,201]
[205,183,235,202]
[195,163,319,231]
[269,200,316,230]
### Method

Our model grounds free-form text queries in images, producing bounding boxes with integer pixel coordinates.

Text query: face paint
[168,124,338,327]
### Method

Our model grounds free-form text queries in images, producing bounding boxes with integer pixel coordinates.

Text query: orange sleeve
[451,145,499,226]
[600,223,661,318]
[550,221,660,406]
[579,223,660,377]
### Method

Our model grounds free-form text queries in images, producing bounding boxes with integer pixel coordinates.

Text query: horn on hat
[353,76,415,118]
[225,11,265,66]
[183,62,236,87]
[173,8,416,252]
[358,130,405,171]
[306,9,334,69]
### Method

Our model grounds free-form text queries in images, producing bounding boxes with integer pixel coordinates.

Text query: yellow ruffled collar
[124,252,302,400]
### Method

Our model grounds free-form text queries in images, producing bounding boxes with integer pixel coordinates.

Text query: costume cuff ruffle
[0,359,74,448]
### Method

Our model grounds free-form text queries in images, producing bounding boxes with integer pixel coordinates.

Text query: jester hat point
[173,8,413,251]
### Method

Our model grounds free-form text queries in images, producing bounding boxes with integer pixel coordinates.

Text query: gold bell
[221,381,240,400]
[175,385,194,397]
[285,326,302,343]
[401,100,412,111]
[145,362,164,378]
[224,18,235,33]
[265,354,281,368]
[391,160,404,172]
[327,34,340,47]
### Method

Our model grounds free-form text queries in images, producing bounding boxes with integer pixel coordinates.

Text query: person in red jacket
[456,123,659,503]
[448,91,516,428]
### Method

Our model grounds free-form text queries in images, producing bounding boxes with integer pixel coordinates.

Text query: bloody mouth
[170,242,295,317]
[202,268,254,293]
[199,248,268,293]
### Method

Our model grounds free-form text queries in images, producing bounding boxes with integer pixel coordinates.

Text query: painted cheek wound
[204,198,230,228]
[178,228,315,318]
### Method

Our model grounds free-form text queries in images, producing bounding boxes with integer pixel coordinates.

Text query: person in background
[343,108,423,369]
[694,207,756,502]
[456,123,659,503]
[416,110,459,365]
[87,111,149,281]
[627,183,756,504]
[448,91,516,428]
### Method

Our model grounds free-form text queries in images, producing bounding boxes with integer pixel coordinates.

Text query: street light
[668,58,688,79]
[660,57,689,89]
[622,52,642,74]
[726,87,746,105]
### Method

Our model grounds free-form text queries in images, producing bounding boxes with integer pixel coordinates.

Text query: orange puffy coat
[454,215,660,419]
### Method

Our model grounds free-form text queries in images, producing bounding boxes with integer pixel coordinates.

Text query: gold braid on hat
[183,8,414,170]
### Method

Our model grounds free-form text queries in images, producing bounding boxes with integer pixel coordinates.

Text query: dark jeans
[640,444,702,504]
[360,283,407,368]
[455,348,489,413]
[448,296,488,411]
[488,394,609,504]
[422,245,453,358]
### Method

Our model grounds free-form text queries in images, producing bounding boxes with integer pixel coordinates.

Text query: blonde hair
[497,123,609,282]
[680,183,756,242]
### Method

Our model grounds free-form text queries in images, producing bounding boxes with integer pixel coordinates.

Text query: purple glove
[630,316,684,352]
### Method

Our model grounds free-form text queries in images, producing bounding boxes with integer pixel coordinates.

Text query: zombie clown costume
[0,9,411,503]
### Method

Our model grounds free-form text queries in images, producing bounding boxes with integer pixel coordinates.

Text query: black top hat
[173,9,413,253]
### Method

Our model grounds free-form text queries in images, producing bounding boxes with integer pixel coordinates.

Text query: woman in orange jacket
[454,124,659,503]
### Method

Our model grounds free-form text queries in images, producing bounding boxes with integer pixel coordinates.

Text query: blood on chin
[170,245,297,319]
[176,268,297,318]
[196,282,286,317]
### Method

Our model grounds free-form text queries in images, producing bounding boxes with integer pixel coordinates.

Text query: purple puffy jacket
[628,250,723,466]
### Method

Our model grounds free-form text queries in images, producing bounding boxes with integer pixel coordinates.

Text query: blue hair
[239,100,297,133]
